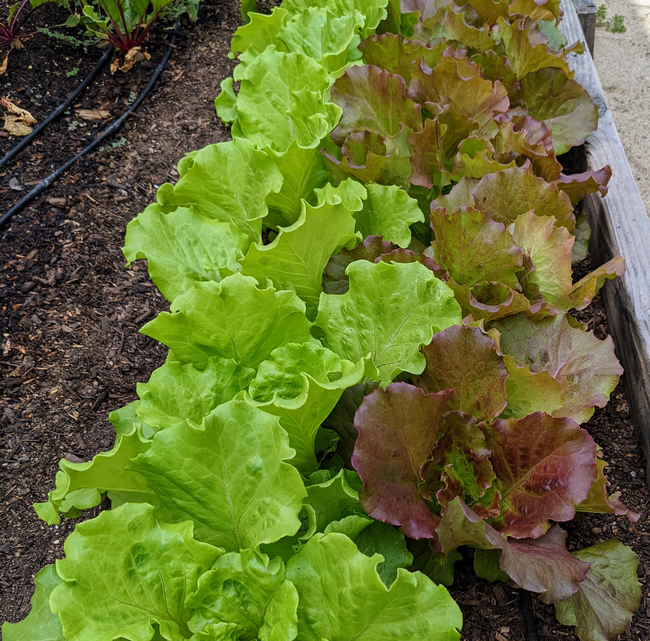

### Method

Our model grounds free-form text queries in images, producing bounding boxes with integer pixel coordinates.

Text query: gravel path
[593,0,650,216]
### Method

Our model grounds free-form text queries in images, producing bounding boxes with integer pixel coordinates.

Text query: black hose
[0,18,181,229]
[0,46,113,169]
[519,590,539,641]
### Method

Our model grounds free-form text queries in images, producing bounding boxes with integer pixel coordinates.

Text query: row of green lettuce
[3,0,642,640]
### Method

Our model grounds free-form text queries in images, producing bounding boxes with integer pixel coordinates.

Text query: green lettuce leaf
[123,205,249,302]
[141,275,313,370]
[314,259,462,383]
[277,8,364,73]
[229,48,342,153]
[130,399,307,552]
[247,343,366,474]
[316,179,423,247]
[322,235,394,295]
[230,7,288,58]
[286,532,462,640]
[1,565,63,641]
[187,549,299,641]
[155,139,283,242]
[356,183,424,247]
[34,420,153,525]
[282,0,389,34]
[354,521,414,587]
[136,356,255,431]
[265,142,330,227]
[50,503,221,641]
[304,468,365,531]
[555,539,642,641]
[241,197,358,316]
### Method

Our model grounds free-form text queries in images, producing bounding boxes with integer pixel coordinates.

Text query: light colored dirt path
[592,0,650,216]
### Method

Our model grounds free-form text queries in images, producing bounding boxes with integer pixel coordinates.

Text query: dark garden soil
[0,3,647,640]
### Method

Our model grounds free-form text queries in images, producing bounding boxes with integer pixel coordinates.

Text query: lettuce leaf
[247,343,366,473]
[123,205,249,303]
[136,356,255,431]
[34,418,154,525]
[315,260,462,383]
[228,48,342,153]
[1,565,63,641]
[187,549,299,641]
[155,139,284,242]
[555,539,642,641]
[330,65,422,145]
[485,413,598,539]
[415,325,508,422]
[130,400,307,551]
[241,197,358,316]
[494,312,623,424]
[352,383,451,538]
[286,532,463,641]
[436,498,590,602]
[141,275,313,370]
[50,503,221,641]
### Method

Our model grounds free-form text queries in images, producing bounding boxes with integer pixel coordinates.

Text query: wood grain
[560,0,650,488]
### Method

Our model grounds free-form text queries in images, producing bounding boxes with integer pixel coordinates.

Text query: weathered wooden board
[572,0,596,56]
[560,0,650,488]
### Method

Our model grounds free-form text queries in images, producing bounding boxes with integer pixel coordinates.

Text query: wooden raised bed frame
[560,0,650,488]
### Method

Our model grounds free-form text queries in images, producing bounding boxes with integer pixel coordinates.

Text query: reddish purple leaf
[446,279,549,323]
[409,117,446,188]
[577,454,640,523]
[330,65,423,146]
[556,166,611,206]
[415,325,508,421]
[323,130,414,189]
[420,410,496,512]
[470,165,576,231]
[485,413,598,539]
[430,206,524,290]
[358,34,447,85]
[408,56,509,128]
[352,382,451,539]
[436,497,590,602]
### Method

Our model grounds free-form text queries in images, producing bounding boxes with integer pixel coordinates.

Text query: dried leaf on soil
[1,97,37,136]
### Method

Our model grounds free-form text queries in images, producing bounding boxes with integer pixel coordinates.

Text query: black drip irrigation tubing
[0,46,113,170]
[519,590,540,641]
[0,17,182,229]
